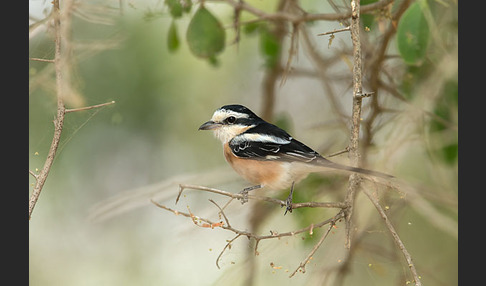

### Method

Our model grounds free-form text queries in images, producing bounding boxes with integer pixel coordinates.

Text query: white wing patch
[265,155,280,160]
[285,151,317,162]
[232,133,291,145]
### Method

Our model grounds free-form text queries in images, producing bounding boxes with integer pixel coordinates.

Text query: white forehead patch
[211,109,249,123]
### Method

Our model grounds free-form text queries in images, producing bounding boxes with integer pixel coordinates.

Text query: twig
[289,211,342,278]
[216,234,242,269]
[65,100,115,113]
[209,199,231,228]
[220,0,394,24]
[177,184,346,210]
[29,57,55,63]
[317,26,350,36]
[326,147,350,158]
[280,22,300,86]
[151,198,344,269]
[29,170,38,179]
[362,188,421,286]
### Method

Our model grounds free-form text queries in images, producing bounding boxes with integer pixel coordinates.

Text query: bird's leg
[238,184,262,204]
[284,182,295,215]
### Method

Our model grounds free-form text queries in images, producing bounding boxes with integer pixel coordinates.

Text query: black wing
[228,123,394,179]
[228,122,322,162]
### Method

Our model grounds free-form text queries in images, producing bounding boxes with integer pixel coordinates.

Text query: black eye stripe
[221,116,256,126]
[226,116,236,124]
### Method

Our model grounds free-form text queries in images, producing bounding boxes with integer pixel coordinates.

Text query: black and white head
[198,104,262,143]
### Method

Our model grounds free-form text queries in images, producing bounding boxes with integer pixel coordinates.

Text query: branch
[65,100,116,113]
[29,0,66,220]
[289,211,342,278]
[177,184,347,210]
[216,234,242,269]
[362,187,422,286]
[29,0,115,220]
[29,57,55,63]
[220,0,394,24]
[342,0,364,250]
[317,26,350,36]
[151,197,344,269]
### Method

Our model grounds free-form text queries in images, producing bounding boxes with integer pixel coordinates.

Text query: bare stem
[65,100,115,113]
[28,0,114,220]
[343,0,364,250]
[317,26,350,36]
[362,188,421,286]
[29,57,55,63]
[151,198,344,269]
[289,212,341,278]
[177,184,346,210]
[29,0,66,220]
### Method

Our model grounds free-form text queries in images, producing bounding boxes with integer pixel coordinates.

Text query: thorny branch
[341,1,420,285]
[151,195,345,274]
[220,0,394,24]
[343,0,364,251]
[288,216,338,278]
[177,184,347,210]
[28,0,115,220]
[29,0,66,220]
[363,187,422,286]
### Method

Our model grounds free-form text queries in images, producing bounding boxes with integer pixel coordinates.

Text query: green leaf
[259,27,280,68]
[360,0,379,29]
[429,79,458,165]
[167,20,180,53]
[396,2,430,65]
[243,22,263,35]
[186,5,226,59]
[166,0,183,18]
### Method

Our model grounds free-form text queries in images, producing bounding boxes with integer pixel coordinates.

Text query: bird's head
[198,104,261,143]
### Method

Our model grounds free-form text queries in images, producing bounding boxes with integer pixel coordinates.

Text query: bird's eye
[226,116,236,124]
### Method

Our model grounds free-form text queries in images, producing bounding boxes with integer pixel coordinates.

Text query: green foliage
[429,79,458,165]
[396,1,430,65]
[186,5,226,60]
[396,1,457,166]
[258,26,281,68]
[273,112,293,133]
[242,21,262,35]
[360,0,379,29]
[166,0,183,18]
[162,2,284,67]
[165,0,192,18]
[242,22,281,68]
[167,20,180,53]
[399,63,432,101]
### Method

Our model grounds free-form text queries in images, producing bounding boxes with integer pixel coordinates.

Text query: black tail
[315,156,394,179]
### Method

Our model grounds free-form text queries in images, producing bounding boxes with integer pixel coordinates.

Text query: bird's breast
[223,143,296,190]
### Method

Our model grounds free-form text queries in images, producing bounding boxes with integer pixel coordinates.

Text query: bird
[198,104,393,214]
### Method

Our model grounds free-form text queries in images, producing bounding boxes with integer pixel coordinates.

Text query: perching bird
[198,104,393,214]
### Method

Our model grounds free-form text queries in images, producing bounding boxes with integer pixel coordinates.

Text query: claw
[283,182,295,215]
[238,185,261,204]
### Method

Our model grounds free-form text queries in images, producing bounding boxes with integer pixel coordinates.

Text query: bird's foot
[283,182,295,215]
[238,185,261,204]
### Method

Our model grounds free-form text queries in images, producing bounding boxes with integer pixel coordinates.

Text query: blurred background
[29,0,457,285]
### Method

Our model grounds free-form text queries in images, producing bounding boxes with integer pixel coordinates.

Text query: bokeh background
[29,0,457,285]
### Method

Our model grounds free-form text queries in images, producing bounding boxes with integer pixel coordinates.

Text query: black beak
[198,120,221,130]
